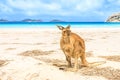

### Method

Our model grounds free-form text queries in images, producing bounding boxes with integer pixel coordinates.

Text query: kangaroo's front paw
[81,63,89,67]
[65,68,78,72]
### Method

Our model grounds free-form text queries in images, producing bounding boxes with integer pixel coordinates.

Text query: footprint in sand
[25,73,39,80]
[0,60,9,67]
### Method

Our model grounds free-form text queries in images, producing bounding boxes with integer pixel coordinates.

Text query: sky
[0,0,120,22]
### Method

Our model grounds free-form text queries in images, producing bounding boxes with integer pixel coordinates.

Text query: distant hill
[0,19,8,22]
[22,19,42,22]
[0,19,66,22]
[50,19,65,22]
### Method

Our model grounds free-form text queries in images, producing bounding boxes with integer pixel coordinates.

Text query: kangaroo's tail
[88,61,106,67]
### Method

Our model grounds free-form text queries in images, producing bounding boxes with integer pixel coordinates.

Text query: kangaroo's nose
[67,31,71,36]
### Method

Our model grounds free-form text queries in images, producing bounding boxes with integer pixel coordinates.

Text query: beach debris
[19,50,54,56]
[0,60,9,67]
[100,55,120,62]
[79,67,120,80]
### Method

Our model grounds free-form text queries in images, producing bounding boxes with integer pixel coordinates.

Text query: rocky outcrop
[106,13,120,22]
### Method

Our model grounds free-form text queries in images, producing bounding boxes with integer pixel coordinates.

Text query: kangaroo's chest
[62,43,78,58]
[60,36,76,56]
[62,43,72,51]
[61,39,74,56]
[61,37,73,50]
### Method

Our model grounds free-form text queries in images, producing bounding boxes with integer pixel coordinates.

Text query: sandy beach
[0,28,120,80]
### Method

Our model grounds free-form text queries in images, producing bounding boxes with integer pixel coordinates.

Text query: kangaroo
[57,25,88,71]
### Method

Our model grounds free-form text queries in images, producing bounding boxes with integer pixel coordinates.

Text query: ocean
[0,22,120,28]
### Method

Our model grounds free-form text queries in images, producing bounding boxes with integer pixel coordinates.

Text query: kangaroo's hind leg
[65,55,79,72]
[80,52,88,67]
[73,55,79,71]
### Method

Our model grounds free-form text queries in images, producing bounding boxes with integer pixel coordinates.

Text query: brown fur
[57,25,88,71]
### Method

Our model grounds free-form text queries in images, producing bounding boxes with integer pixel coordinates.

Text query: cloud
[0,3,13,13]
[6,0,107,16]
[107,0,120,5]
[1,0,120,21]
[3,0,109,16]
[7,0,61,10]
[7,0,61,16]
[75,0,104,12]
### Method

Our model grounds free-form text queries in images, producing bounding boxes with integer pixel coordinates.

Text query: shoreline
[0,27,120,32]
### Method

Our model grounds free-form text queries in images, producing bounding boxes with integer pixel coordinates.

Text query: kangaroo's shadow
[34,56,67,70]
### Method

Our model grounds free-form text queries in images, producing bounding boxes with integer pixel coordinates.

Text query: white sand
[0,28,120,80]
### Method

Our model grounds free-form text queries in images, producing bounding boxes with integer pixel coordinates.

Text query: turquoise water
[0,22,120,28]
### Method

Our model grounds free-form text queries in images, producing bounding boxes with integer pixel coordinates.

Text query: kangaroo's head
[57,25,71,36]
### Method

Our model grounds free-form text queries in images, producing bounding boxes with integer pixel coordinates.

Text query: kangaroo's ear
[66,25,71,29]
[57,25,64,30]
